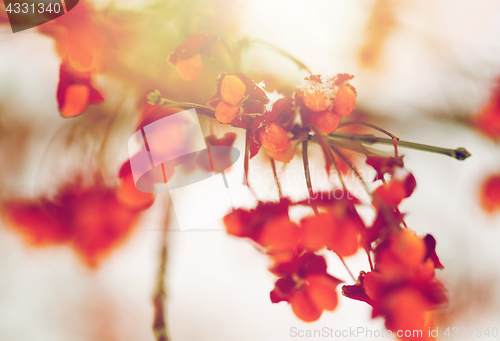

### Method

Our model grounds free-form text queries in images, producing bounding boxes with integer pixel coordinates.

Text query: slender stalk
[269,157,283,198]
[328,148,347,190]
[159,102,215,114]
[247,39,313,74]
[338,121,400,157]
[329,143,372,196]
[153,198,172,341]
[305,127,348,190]
[307,125,337,173]
[338,255,356,282]
[365,249,374,271]
[302,139,319,216]
[331,143,402,229]
[353,139,372,157]
[393,138,399,158]
[244,129,251,187]
[329,133,471,160]
[331,143,407,230]
[219,38,241,72]
[339,121,398,140]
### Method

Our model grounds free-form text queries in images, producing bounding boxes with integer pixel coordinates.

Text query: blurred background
[1,0,500,340]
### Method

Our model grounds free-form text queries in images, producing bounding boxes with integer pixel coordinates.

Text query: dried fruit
[215,101,240,123]
[257,122,290,152]
[168,33,217,81]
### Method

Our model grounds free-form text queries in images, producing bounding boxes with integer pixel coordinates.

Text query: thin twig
[338,255,356,282]
[219,38,241,72]
[329,133,471,160]
[328,148,347,190]
[152,96,471,161]
[269,157,283,199]
[302,139,319,216]
[153,197,172,341]
[365,249,374,271]
[247,39,313,74]
[338,121,398,140]
[244,129,251,187]
[338,121,400,157]
[329,143,372,196]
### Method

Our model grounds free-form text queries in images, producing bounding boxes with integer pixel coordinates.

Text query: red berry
[302,90,328,112]
[215,101,240,123]
[309,110,341,134]
[221,75,247,105]
[258,122,289,152]
[175,53,203,82]
[332,84,356,117]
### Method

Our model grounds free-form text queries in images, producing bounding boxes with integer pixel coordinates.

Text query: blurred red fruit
[480,174,500,213]
[2,182,143,268]
[168,34,217,82]
[117,161,155,210]
[57,63,104,118]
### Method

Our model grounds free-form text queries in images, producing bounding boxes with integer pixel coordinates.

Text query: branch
[147,94,472,161]
[153,198,172,341]
[329,133,471,161]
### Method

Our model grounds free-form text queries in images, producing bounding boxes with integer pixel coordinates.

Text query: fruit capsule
[332,84,356,117]
[215,101,240,123]
[175,53,203,82]
[309,111,341,134]
[221,74,247,105]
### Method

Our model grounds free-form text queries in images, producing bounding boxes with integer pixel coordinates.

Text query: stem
[330,143,401,229]
[329,133,471,160]
[151,96,472,161]
[365,249,374,271]
[269,157,283,199]
[329,149,348,190]
[153,198,172,341]
[302,139,319,216]
[307,124,336,170]
[338,121,400,157]
[338,255,356,282]
[339,121,398,140]
[220,38,241,72]
[393,138,399,158]
[329,143,372,196]
[244,129,251,187]
[159,101,215,114]
[246,39,313,74]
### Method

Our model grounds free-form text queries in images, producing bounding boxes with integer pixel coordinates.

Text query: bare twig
[329,133,471,160]
[302,139,319,216]
[153,197,172,341]
[149,96,472,161]
[269,156,283,198]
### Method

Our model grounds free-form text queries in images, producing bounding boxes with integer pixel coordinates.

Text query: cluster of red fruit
[224,197,351,321]
[206,72,357,163]
[1,177,149,267]
[38,1,107,118]
[0,95,243,267]
[473,80,500,142]
[168,33,217,82]
[473,80,500,215]
[224,151,447,340]
[480,174,500,213]
[343,229,446,340]
[297,74,357,134]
